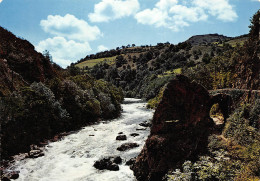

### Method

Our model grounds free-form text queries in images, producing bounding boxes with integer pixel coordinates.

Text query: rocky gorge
[2,98,154,181]
[132,75,234,181]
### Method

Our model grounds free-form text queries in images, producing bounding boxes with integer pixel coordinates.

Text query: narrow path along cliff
[7,98,154,181]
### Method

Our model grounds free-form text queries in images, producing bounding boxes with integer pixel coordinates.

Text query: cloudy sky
[0,0,259,67]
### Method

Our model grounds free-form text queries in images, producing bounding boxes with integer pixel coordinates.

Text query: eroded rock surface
[132,75,232,181]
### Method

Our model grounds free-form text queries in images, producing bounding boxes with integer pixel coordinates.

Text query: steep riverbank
[4,98,153,181]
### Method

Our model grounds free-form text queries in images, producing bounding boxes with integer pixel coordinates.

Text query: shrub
[167,151,241,181]
[147,85,166,109]
[223,104,258,146]
[0,83,69,158]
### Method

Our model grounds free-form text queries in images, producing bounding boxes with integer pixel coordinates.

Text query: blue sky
[0,0,259,67]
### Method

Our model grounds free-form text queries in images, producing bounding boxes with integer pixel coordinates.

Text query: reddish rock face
[132,75,228,181]
[0,27,60,96]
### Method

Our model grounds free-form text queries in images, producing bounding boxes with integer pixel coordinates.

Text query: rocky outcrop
[132,75,232,181]
[0,27,61,96]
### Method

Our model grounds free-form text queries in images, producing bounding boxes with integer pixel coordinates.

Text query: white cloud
[38,14,103,67]
[40,14,102,42]
[135,0,237,31]
[89,0,140,22]
[169,5,207,22]
[135,8,169,28]
[36,37,92,68]
[192,0,238,22]
[155,0,178,10]
[98,45,109,52]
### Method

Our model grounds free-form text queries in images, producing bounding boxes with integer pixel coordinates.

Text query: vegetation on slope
[0,28,124,160]
[76,56,116,69]
[165,9,260,181]
[167,97,260,181]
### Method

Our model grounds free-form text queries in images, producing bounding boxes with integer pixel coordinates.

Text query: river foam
[10,98,153,181]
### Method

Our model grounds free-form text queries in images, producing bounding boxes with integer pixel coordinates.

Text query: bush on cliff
[147,85,166,109]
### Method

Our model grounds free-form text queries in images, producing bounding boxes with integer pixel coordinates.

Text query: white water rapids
[9,98,154,181]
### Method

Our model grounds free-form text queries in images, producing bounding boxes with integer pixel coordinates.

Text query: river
[9,98,154,181]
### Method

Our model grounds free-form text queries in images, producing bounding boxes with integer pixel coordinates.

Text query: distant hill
[186,34,231,46]
[74,31,257,100]
[0,27,61,96]
[74,35,236,99]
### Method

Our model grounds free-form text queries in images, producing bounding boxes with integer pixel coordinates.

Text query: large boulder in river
[117,143,139,151]
[132,75,232,181]
[116,135,127,141]
[94,156,122,171]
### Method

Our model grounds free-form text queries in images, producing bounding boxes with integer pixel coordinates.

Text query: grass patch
[226,37,248,47]
[214,37,248,47]
[173,68,182,74]
[158,68,182,78]
[76,56,117,69]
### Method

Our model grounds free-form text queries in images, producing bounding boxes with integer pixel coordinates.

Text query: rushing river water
[9,98,154,181]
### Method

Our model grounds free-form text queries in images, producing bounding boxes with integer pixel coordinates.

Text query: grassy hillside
[75,34,243,100]
[76,56,117,69]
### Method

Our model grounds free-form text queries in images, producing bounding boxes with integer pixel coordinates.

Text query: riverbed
[8,98,153,181]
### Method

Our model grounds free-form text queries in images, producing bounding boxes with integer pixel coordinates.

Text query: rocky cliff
[0,27,60,96]
[132,75,232,181]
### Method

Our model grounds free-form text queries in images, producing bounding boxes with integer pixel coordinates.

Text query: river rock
[10,172,19,180]
[109,163,119,171]
[136,128,146,131]
[117,143,139,151]
[2,177,11,181]
[126,158,136,166]
[93,156,122,171]
[116,135,127,141]
[139,121,151,127]
[2,171,19,180]
[132,75,232,181]
[113,156,122,164]
[130,133,139,137]
[28,150,44,158]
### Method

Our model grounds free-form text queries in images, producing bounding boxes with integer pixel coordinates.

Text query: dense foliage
[167,98,260,180]
[83,40,225,100]
[0,74,123,159]
[166,10,260,180]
